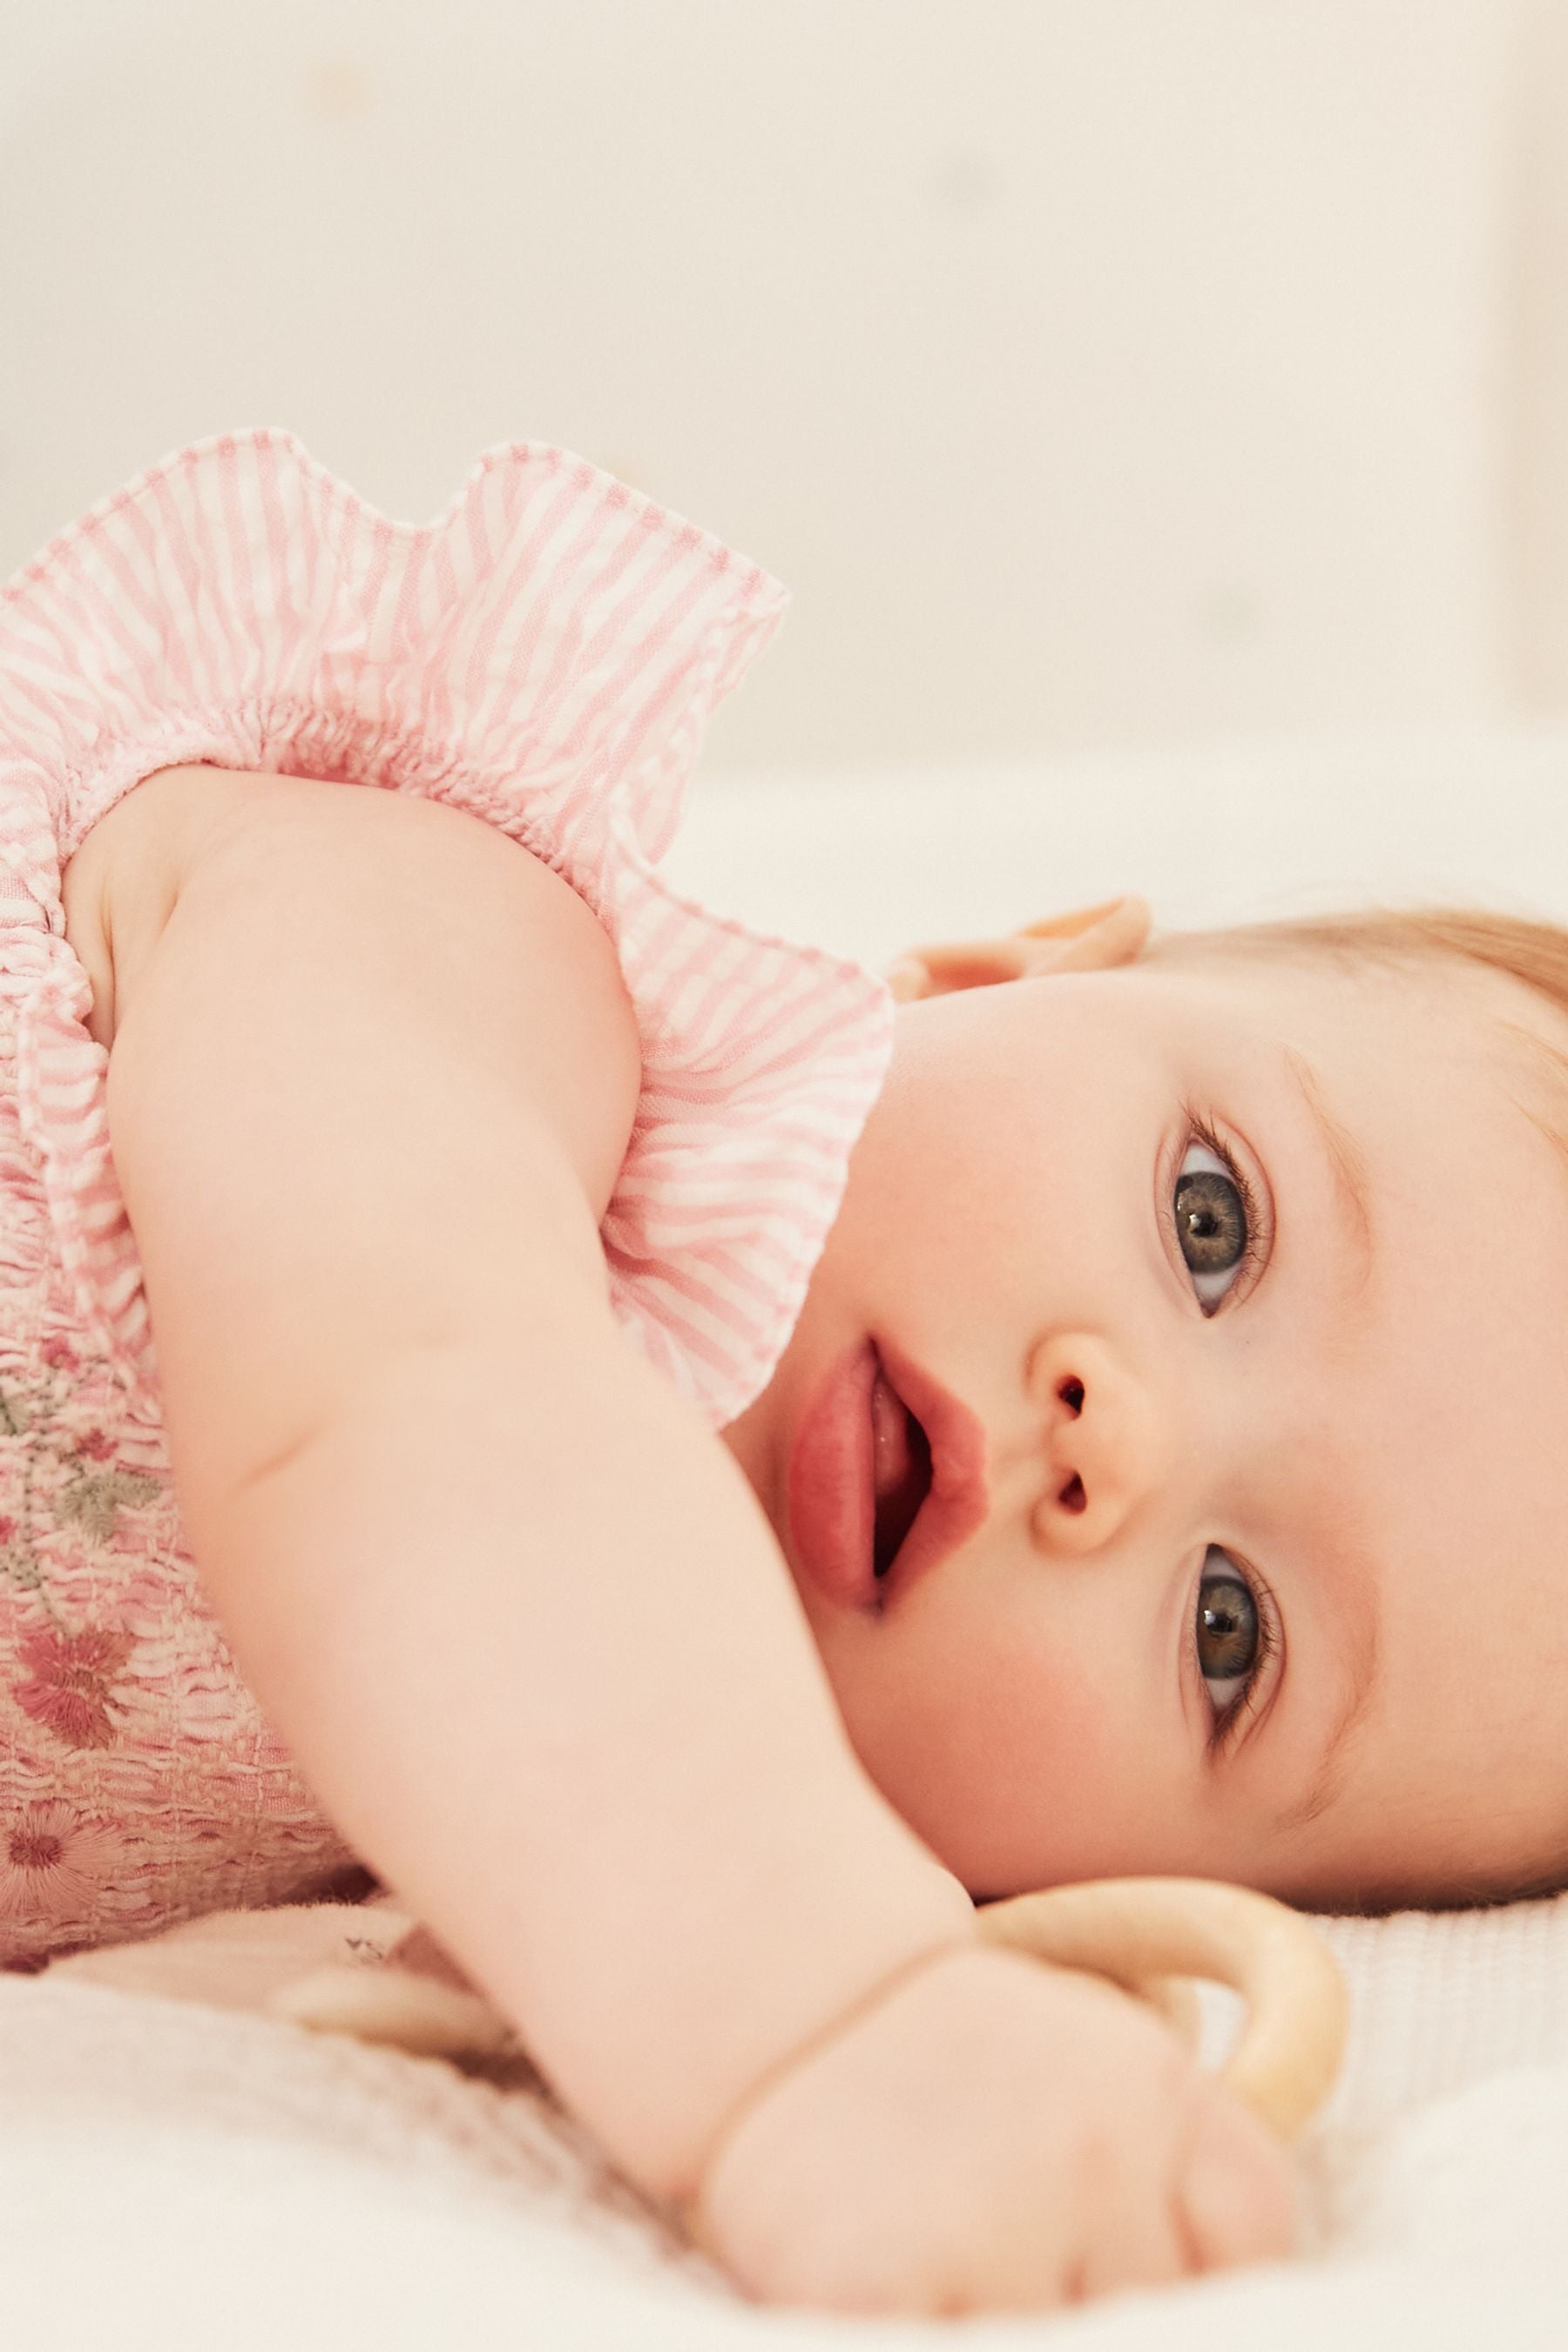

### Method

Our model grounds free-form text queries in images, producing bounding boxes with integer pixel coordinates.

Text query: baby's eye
[1196,1552,1268,1729]
[1174,1140,1254,1311]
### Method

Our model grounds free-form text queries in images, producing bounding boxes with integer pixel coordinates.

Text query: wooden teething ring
[976,1876,1348,2139]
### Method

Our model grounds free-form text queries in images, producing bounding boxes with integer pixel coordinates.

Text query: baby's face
[720,947,1568,1909]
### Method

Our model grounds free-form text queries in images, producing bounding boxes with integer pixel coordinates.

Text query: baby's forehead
[1158,935,1568,1105]
[1148,939,1568,1224]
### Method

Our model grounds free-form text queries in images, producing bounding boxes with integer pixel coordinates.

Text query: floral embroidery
[0,1515,43,1605]
[0,1800,120,1923]
[0,1361,161,1630]
[12,1624,134,1750]
[0,1348,158,1784]
[54,1460,162,1547]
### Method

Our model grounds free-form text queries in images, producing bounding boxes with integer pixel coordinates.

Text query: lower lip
[787,1340,882,1610]
[786,1340,990,1613]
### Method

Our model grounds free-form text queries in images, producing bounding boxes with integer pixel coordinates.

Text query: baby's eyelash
[1185,1109,1268,1303]
[1209,1583,1278,1756]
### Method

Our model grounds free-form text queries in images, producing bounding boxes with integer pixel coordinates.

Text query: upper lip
[871,1337,990,1605]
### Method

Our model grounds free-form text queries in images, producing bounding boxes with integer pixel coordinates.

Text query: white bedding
[7,1889,1568,2348]
[12,726,1568,2347]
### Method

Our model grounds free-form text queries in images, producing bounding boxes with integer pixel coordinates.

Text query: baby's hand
[687,1943,1296,2318]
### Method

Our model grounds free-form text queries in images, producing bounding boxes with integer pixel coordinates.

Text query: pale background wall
[0,0,1554,776]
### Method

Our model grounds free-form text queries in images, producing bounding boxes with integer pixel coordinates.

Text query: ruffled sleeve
[0,429,893,1428]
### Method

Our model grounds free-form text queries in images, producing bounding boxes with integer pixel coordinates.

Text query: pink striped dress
[0,429,892,1968]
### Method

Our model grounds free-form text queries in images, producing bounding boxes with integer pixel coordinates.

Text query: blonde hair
[1147,902,1568,1918]
[1145,902,1568,1018]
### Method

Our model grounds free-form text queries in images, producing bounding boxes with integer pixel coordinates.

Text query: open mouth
[871,1374,934,1579]
[787,1337,988,1614]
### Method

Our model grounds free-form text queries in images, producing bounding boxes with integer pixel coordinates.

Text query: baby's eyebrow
[1281,1046,1375,1315]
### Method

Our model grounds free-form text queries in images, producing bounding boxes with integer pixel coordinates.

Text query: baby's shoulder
[62,764,236,1051]
[71,767,621,1031]
[91,764,645,1490]
[65,765,643,1228]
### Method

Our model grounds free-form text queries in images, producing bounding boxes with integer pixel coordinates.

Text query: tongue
[870,1370,915,1498]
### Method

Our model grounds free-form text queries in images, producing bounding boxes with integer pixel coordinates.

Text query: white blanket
[3,1885,1567,2346]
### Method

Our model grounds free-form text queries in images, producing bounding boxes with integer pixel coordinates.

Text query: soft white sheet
[7,1888,1568,2347]
[10,727,1567,2346]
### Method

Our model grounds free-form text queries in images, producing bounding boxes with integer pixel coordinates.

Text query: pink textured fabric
[0,429,893,1967]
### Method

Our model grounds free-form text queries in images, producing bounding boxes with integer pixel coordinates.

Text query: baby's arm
[98,773,1294,2308]
[98,775,973,2195]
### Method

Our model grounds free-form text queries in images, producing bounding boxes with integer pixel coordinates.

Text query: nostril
[1058,1377,1085,1416]
[1058,1472,1086,1513]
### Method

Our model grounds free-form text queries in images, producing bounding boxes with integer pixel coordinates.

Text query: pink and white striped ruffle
[0,428,894,1429]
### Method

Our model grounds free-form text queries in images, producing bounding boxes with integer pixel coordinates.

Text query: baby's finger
[1175,2099,1299,2276]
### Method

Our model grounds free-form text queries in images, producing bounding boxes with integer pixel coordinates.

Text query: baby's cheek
[959,1639,1126,1889]
[862,1609,1119,1895]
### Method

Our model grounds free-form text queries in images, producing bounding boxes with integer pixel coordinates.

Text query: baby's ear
[884,896,1151,1003]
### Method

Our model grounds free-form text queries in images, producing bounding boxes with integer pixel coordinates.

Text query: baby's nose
[1025,1333,1174,1555]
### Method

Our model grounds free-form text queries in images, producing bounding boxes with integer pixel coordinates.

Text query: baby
[5,430,1564,2320]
